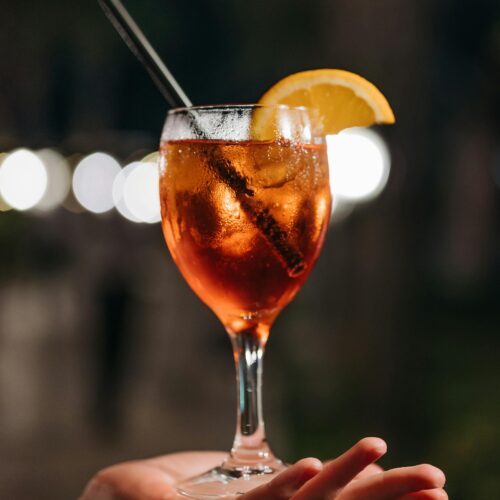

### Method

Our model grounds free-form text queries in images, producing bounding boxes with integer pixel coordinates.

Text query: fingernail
[293,458,322,487]
[373,439,387,454]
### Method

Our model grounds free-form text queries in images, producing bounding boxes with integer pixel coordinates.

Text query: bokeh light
[0,153,10,212]
[330,194,355,224]
[122,160,161,223]
[72,152,121,214]
[112,163,142,223]
[327,128,391,203]
[0,149,48,211]
[36,149,71,211]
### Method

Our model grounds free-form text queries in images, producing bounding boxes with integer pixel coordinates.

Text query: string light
[112,163,142,223]
[36,149,71,211]
[122,160,161,223]
[327,128,390,203]
[0,149,48,211]
[72,152,121,214]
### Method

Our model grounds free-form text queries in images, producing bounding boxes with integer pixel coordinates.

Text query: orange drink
[159,138,331,335]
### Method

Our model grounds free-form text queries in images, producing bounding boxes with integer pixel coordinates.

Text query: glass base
[176,460,286,498]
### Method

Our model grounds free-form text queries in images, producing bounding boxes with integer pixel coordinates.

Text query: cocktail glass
[159,104,331,498]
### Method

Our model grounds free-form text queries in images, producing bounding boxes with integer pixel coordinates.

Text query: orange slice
[256,69,395,137]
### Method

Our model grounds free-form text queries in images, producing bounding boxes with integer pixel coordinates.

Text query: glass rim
[167,103,312,115]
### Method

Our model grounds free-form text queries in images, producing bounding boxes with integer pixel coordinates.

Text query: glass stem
[225,326,275,469]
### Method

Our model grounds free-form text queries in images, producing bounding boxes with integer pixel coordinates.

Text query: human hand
[80,437,447,500]
[243,438,447,500]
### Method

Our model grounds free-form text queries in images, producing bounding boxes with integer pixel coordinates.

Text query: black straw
[98,0,192,108]
[97,0,306,276]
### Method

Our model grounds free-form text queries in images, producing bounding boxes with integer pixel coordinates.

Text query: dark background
[1,0,499,498]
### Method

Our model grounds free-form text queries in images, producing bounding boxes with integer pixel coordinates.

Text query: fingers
[354,463,384,480]
[291,437,387,500]
[241,458,323,500]
[397,489,448,500]
[340,464,446,500]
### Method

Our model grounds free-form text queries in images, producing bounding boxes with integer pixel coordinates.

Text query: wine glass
[159,104,331,498]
